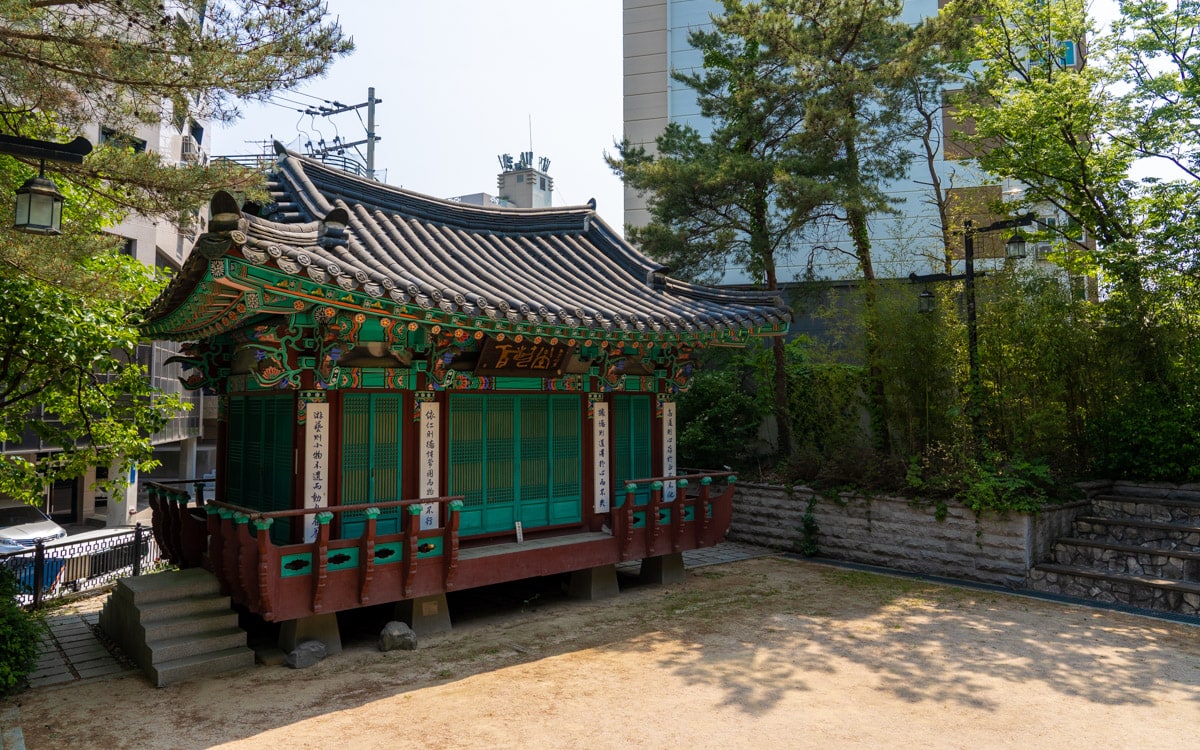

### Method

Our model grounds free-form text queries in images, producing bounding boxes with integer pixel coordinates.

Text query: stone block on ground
[284,640,327,669]
[379,621,418,652]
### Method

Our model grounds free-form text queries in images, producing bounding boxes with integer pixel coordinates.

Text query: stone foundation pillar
[278,613,342,656]
[639,553,686,585]
[567,564,619,600]
[395,594,452,638]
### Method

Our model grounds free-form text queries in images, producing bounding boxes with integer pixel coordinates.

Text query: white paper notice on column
[303,402,329,543]
[662,400,677,502]
[419,401,440,530]
[593,402,610,513]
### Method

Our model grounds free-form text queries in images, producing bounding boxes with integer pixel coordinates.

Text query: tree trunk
[843,130,892,454]
[754,189,793,459]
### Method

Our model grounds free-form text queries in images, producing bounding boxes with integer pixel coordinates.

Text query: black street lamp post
[912,215,1031,446]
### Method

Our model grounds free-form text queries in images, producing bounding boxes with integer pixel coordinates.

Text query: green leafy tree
[954,0,1200,480]
[0,1,352,501]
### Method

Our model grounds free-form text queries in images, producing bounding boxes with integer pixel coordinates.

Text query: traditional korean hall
[131,144,789,656]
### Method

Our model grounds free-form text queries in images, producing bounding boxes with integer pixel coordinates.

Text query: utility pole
[302,89,382,179]
[366,87,377,180]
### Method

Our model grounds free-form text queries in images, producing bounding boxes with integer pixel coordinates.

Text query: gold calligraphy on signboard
[475,337,570,376]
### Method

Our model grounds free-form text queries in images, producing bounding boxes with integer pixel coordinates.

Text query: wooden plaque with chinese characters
[474,336,570,377]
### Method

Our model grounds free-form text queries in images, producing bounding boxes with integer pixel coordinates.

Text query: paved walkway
[28,599,132,689]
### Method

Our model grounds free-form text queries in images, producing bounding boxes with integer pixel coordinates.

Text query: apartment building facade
[1,113,210,527]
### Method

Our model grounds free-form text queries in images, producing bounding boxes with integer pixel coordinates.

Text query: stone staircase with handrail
[98,567,255,687]
[1028,482,1200,617]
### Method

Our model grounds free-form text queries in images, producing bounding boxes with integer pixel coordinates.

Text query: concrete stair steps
[149,646,256,689]
[1071,515,1200,549]
[1103,483,1200,504]
[139,609,242,642]
[1092,494,1200,525]
[1051,538,1200,581]
[1029,563,1200,616]
[133,594,236,625]
[99,569,255,687]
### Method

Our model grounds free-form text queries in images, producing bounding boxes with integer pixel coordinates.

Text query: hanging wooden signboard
[418,397,440,530]
[662,399,677,502]
[474,336,570,376]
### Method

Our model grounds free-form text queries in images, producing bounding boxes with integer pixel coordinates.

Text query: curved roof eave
[142,150,791,343]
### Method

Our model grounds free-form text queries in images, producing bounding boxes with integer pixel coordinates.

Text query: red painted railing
[146,472,738,622]
[201,496,464,621]
[611,473,736,561]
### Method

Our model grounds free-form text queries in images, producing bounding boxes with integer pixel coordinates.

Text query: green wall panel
[341,393,404,539]
[613,395,652,507]
[449,394,582,536]
[226,394,295,544]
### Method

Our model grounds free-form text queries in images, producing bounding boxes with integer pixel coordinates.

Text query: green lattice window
[449,394,581,536]
[226,394,294,544]
[340,394,404,538]
[613,395,652,506]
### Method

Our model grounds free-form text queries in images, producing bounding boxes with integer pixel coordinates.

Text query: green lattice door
[340,394,404,539]
[613,395,652,507]
[449,394,581,536]
[226,394,294,544]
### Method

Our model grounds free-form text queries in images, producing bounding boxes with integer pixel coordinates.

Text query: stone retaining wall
[730,482,1087,587]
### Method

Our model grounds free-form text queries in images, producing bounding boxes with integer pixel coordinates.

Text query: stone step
[98,568,255,687]
[135,593,235,625]
[1052,539,1200,582]
[143,626,248,666]
[1092,494,1200,525]
[1105,483,1200,503]
[1028,563,1200,616]
[113,568,220,605]
[149,646,256,689]
[1071,515,1200,549]
[140,609,241,642]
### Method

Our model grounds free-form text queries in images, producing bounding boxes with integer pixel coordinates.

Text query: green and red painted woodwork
[157,473,735,623]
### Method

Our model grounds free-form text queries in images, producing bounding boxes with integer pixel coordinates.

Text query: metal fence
[0,524,165,610]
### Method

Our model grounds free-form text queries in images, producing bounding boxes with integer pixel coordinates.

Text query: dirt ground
[11,557,1200,749]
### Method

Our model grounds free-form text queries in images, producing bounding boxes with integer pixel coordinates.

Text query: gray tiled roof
[149,145,789,342]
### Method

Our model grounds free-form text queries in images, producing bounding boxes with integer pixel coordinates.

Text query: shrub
[906,444,1063,515]
[0,565,45,694]
[1088,386,1200,483]
[676,366,768,470]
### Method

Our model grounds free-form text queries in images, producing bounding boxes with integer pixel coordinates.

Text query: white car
[0,502,68,554]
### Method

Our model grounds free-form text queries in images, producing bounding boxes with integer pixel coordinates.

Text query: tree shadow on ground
[627,565,1200,716]
[18,558,1200,748]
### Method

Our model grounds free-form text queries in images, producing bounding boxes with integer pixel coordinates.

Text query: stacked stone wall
[730,483,1088,587]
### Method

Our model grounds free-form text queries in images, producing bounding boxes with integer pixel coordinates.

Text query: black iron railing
[0,524,164,609]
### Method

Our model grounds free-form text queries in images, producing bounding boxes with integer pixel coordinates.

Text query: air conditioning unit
[180,135,199,163]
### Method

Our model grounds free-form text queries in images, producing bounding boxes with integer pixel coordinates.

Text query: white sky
[212,2,627,232]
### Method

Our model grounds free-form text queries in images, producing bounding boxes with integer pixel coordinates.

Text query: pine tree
[0,1,351,501]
